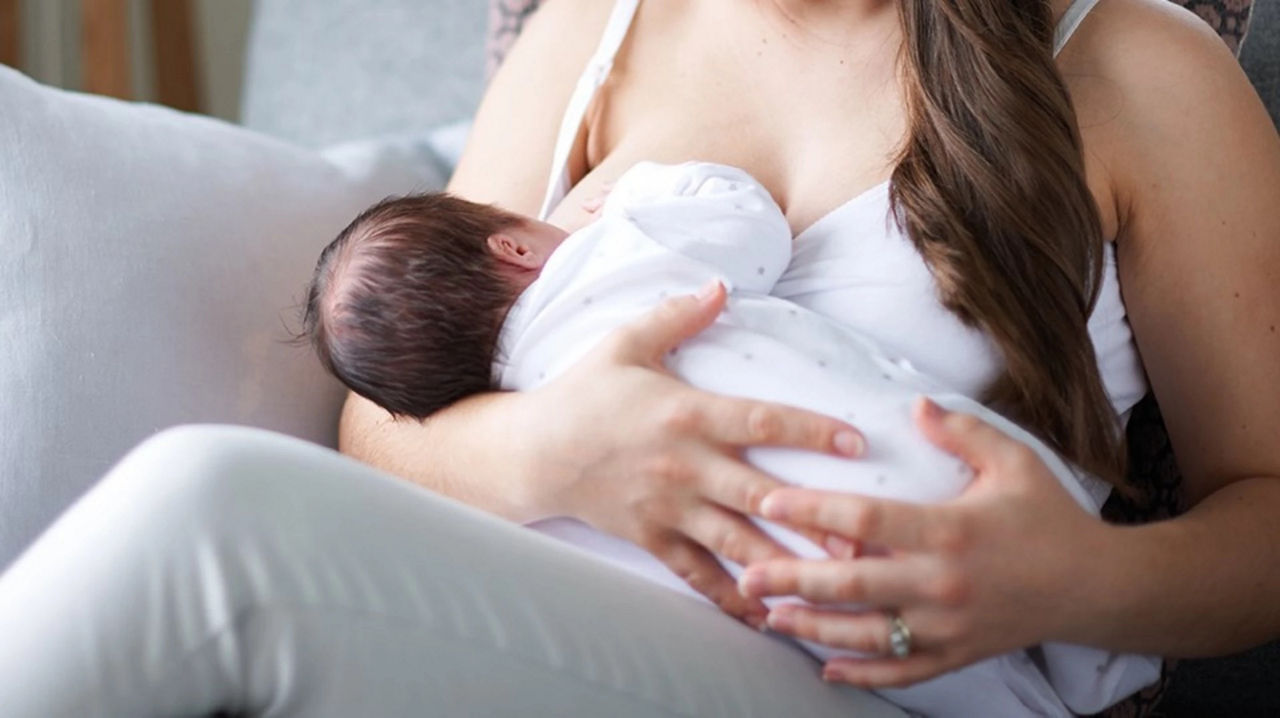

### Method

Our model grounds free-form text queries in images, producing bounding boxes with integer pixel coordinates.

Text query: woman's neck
[752,0,896,49]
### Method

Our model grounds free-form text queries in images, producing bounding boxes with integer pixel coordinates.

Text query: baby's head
[302,193,568,420]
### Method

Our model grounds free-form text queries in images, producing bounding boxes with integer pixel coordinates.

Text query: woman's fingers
[738,557,932,606]
[644,532,769,628]
[602,283,865,458]
[822,654,956,689]
[693,451,786,515]
[760,489,948,551]
[679,504,794,567]
[697,396,865,457]
[608,281,727,365]
[766,607,966,688]
[912,397,1021,473]
[764,605,901,655]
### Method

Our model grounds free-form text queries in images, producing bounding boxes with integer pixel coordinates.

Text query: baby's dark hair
[302,193,525,420]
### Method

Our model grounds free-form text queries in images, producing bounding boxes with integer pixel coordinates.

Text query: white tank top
[538,0,1146,418]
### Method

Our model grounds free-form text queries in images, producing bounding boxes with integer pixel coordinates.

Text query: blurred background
[0,0,252,122]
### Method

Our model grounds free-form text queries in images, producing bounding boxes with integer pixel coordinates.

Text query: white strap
[537,0,642,220]
[1053,0,1103,57]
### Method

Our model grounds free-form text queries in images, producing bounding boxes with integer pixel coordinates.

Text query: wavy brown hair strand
[890,0,1127,485]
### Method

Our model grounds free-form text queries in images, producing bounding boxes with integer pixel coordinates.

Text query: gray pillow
[0,66,435,569]
[241,0,489,148]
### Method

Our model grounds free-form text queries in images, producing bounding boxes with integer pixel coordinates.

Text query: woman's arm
[1070,2,1280,654]
[339,0,865,625]
[736,1,1280,685]
[339,0,609,515]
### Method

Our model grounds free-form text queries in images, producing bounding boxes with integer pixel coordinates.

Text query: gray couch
[237,1,1280,715]
[1244,0,1280,129]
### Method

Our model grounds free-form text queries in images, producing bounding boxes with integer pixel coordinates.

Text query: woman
[346,0,1280,703]
[0,0,1275,715]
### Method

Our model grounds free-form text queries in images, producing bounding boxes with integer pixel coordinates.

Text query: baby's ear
[486,233,540,270]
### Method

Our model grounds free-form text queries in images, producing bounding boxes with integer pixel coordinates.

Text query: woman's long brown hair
[891,0,1127,485]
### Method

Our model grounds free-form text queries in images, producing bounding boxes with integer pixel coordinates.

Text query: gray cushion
[1242,0,1280,129]
[0,66,439,569]
[240,0,488,147]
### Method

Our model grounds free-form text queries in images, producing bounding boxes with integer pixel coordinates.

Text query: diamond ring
[888,615,913,659]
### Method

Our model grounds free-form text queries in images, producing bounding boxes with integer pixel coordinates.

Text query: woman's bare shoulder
[1064,0,1270,216]
[1069,0,1256,139]
[1078,1,1280,497]
[1083,0,1244,84]
[447,0,615,214]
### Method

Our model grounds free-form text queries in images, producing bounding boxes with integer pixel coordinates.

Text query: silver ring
[888,615,913,659]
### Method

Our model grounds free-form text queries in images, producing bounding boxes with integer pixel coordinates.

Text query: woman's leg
[0,425,904,718]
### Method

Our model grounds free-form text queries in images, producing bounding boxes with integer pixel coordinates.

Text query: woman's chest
[557,1,1124,244]
[566,6,908,238]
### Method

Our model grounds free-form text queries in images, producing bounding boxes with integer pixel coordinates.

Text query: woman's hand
[738,398,1115,687]
[512,281,866,628]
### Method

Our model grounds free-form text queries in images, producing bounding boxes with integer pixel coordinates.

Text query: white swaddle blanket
[493,161,1159,716]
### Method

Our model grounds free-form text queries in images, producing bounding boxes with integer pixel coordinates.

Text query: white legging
[0,425,904,718]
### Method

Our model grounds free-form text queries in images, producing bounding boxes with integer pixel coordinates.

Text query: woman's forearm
[1068,476,1280,656]
[339,391,541,523]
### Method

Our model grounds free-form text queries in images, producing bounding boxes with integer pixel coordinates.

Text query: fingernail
[697,280,721,300]
[739,570,765,597]
[747,611,770,631]
[917,396,941,419]
[822,666,845,682]
[825,534,857,560]
[767,608,795,633]
[759,494,787,520]
[834,430,863,457]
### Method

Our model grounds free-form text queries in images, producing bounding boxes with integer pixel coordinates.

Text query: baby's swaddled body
[494,161,1159,716]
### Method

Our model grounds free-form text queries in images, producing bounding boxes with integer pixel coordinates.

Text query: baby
[301,161,1157,716]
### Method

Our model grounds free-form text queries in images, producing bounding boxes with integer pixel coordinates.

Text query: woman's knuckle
[746,404,782,443]
[659,399,702,435]
[928,570,971,607]
[741,482,770,514]
[927,517,970,554]
[838,571,866,600]
[631,495,667,523]
[668,554,702,584]
[813,620,846,647]
[706,523,736,556]
[936,614,971,643]
[846,502,879,538]
[638,530,672,556]
[643,451,685,484]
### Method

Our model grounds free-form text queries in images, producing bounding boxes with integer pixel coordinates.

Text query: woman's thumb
[913,396,1001,473]
[617,280,726,363]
